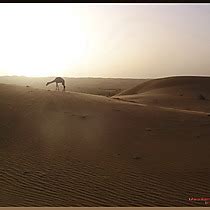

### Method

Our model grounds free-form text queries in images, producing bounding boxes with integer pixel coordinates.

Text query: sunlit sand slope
[0,83,209,206]
[115,76,210,112]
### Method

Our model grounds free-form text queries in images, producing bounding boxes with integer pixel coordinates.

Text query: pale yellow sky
[0,3,210,78]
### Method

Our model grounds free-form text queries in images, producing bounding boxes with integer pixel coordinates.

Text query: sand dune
[0,82,210,206]
[0,76,147,97]
[114,76,210,113]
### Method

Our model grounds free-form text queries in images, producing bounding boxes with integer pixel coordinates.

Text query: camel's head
[46,82,49,86]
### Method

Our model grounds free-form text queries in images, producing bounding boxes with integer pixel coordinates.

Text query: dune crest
[114,76,210,113]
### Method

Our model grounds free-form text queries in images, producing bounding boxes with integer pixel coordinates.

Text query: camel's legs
[56,82,59,91]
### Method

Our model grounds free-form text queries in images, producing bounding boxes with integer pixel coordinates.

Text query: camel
[46,77,66,91]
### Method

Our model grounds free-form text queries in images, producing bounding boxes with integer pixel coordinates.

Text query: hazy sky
[0,3,210,78]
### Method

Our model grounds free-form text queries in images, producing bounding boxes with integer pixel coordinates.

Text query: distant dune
[0,76,147,97]
[114,76,210,112]
[0,81,209,206]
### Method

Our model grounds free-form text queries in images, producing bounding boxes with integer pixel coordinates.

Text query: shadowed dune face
[114,76,210,113]
[0,83,210,207]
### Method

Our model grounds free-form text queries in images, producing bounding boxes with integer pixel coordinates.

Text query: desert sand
[0,76,147,97]
[0,76,210,206]
[115,76,210,113]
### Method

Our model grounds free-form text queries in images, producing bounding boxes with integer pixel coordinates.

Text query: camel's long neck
[48,80,56,84]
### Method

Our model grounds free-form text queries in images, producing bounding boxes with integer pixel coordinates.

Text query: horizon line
[1,74,210,80]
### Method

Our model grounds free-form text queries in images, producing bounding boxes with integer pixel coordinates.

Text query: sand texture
[0,77,210,206]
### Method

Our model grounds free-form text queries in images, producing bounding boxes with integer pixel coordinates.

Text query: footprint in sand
[65,112,88,119]
[113,109,121,112]
[80,115,88,119]
[132,155,142,160]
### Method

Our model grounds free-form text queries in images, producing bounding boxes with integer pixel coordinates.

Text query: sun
[0,4,89,77]
[4,24,88,77]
